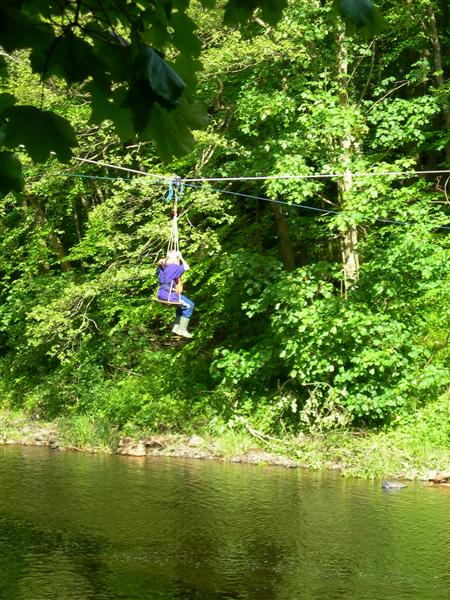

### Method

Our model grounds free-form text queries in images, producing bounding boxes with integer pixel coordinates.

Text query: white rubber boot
[171,315,181,335]
[176,316,193,338]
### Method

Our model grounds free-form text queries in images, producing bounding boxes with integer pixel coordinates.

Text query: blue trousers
[176,295,195,318]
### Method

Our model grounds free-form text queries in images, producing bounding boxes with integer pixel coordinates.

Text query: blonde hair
[158,250,178,267]
[166,250,178,262]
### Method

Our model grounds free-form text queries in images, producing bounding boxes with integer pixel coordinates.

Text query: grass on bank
[0,392,449,479]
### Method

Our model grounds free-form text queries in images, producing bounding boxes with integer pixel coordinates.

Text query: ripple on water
[0,446,449,600]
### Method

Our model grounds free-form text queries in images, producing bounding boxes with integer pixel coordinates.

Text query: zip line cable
[63,159,450,231]
[73,157,172,182]
[72,156,450,183]
[180,169,450,183]
[181,181,450,231]
[64,172,165,184]
[183,181,339,214]
[63,172,148,182]
[62,170,450,231]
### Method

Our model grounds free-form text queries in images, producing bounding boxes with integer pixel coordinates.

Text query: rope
[61,162,450,231]
[164,180,183,302]
[183,181,450,231]
[74,157,172,182]
[181,169,450,183]
[166,180,174,202]
[72,157,450,183]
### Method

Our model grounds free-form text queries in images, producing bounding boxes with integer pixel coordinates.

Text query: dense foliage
[0,0,379,195]
[0,0,448,437]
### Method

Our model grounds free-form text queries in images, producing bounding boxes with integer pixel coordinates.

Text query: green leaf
[335,0,383,34]
[3,106,78,163]
[0,151,24,195]
[92,32,132,81]
[170,12,202,57]
[142,97,208,161]
[141,7,171,48]
[23,0,68,19]
[0,93,15,112]
[30,31,109,87]
[87,83,135,141]
[224,0,287,26]
[0,56,7,77]
[124,48,187,132]
[179,98,210,130]
[172,0,190,10]
[143,104,195,160]
[173,54,202,89]
[134,48,187,108]
[0,6,55,54]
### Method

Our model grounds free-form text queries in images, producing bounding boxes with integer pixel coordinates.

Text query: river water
[0,446,449,600]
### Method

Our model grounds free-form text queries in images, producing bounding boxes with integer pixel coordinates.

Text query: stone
[432,472,450,484]
[187,435,205,448]
[421,470,438,481]
[381,480,406,490]
[117,437,133,448]
[145,436,166,448]
[124,441,146,456]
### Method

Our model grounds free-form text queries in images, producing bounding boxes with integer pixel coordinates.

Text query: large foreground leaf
[30,31,109,87]
[143,98,209,161]
[0,151,24,195]
[336,0,382,34]
[87,83,135,142]
[125,49,189,132]
[0,56,7,77]
[2,106,78,163]
[134,49,187,109]
[224,0,287,25]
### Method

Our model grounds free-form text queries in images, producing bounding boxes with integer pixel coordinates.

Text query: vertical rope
[166,179,181,302]
[166,187,179,255]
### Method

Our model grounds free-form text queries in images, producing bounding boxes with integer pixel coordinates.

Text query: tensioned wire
[180,169,450,182]
[63,172,450,230]
[66,159,450,230]
[74,156,450,182]
[181,181,450,230]
[74,157,173,181]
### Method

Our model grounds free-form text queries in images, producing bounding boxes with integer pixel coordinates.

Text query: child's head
[158,250,179,267]
[166,250,179,264]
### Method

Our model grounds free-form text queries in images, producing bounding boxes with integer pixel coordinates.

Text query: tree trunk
[337,29,359,293]
[29,197,72,272]
[48,231,72,272]
[427,6,450,164]
[270,203,296,272]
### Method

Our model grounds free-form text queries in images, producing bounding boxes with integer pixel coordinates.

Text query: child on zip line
[157,250,195,339]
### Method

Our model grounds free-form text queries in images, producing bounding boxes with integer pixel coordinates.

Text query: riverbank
[1,404,449,481]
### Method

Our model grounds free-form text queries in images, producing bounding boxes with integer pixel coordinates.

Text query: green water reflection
[0,446,449,599]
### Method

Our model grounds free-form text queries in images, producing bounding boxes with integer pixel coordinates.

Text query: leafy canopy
[0,0,380,195]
